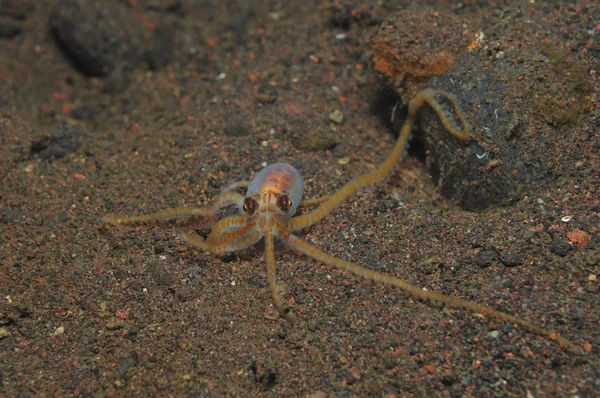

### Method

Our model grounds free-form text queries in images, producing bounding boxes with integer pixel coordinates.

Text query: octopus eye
[276,194,291,212]
[243,197,258,215]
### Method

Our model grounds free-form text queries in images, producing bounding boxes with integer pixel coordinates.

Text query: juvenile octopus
[102,89,580,353]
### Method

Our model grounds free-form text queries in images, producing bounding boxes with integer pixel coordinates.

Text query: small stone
[187,266,203,280]
[118,357,136,378]
[474,247,497,268]
[291,123,337,151]
[256,84,278,103]
[550,239,572,257]
[500,252,524,267]
[487,330,500,339]
[176,285,197,302]
[382,355,396,369]
[54,326,65,336]
[328,109,344,124]
[345,367,361,384]
[106,320,125,330]
[30,123,84,161]
[409,343,420,355]
[0,17,22,39]
[0,327,8,339]
[152,262,177,286]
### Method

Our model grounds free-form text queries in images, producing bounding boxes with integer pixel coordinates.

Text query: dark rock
[409,343,420,355]
[151,261,177,286]
[0,1,34,20]
[176,285,199,302]
[382,355,396,369]
[370,10,591,211]
[474,247,498,268]
[50,0,139,76]
[0,16,22,39]
[328,3,380,29]
[550,239,572,257]
[143,0,183,13]
[30,122,84,160]
[153,244,165,254]
[500,252,524,267]
[250,361,277,391]
[0,208,12,224]
[256,84,278,104]
[118,357,137,379]
[441,373,456,386]
[50,0,173,78]
[289,117,337,152]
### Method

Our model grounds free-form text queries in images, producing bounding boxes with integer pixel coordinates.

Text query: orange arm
[285,90,470,231]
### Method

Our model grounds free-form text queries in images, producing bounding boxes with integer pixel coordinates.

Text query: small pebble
[256,84,278,103]
[106,320,125,330]
[409,343,420,355]
[346,367,361,384]
[118,357,136,378]
[328,109,344,124]
[500,252,524,267]
[550,239,572,257]
[187,266,203,280]
[475,248,497,268]
[382,355,396,369]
